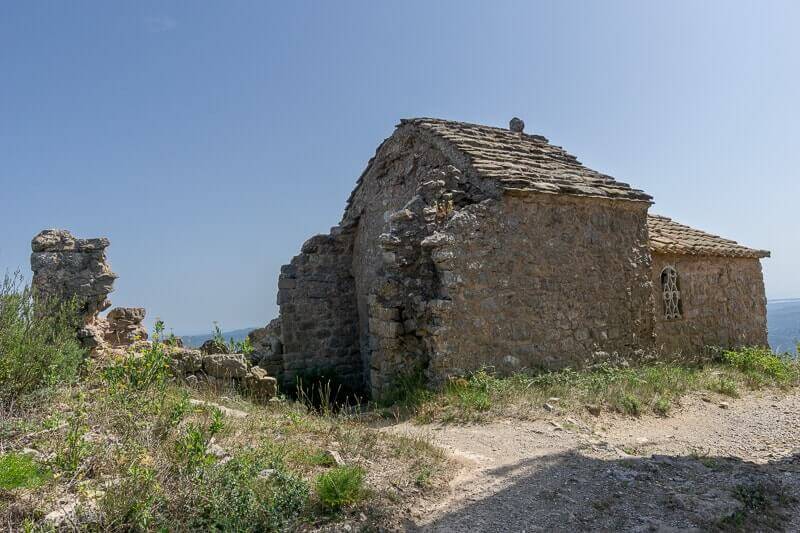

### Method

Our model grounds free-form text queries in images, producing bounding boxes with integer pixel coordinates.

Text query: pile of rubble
[29,228,279,401]
[167,342,278,400]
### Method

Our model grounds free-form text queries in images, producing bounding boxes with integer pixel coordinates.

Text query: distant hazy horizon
[2,1,798,332]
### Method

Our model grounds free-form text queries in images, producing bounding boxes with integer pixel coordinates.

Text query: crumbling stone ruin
[262,117,770,399]
[248,318,283,377]
[29,228,279,401]
[104,307,148,347]
[168,349,278,401]
[30,229,147,352]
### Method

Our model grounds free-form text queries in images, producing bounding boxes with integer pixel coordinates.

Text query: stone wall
[651,254,768,355]
[342,128,496,394]
[31,229,118,350]
[276,229,361,390]
[421,194,655,380]
[104,307,148,347]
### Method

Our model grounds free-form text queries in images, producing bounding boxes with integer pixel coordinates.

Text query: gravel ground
[388,390,800,532]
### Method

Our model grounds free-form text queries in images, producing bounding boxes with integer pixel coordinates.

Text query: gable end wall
[423,194,656,378]
[651,253,768,355]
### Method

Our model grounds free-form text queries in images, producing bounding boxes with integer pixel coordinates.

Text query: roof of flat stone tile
[647,215,770,258]
[401,118,653,202]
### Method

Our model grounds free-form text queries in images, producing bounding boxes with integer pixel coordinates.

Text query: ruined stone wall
[30,229,147,352]
[342,129,496,395]
[651,254,768,355]
[276,229,361,390]
[31,229,117,319]
[421,194,655,380]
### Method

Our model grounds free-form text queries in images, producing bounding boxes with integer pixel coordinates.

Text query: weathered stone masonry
[268,118,770,398]
[275,229,361,390]
[647,215,769,356]
[426,195,655,377]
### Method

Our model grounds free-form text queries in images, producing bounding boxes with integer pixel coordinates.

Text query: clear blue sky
[1,1,798,334]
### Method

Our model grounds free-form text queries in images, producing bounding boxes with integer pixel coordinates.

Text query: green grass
[315,466,366,511]
[403,347,800,423]
[0,453,49,490]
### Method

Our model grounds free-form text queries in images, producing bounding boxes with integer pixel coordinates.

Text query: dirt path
[390,391,800,532]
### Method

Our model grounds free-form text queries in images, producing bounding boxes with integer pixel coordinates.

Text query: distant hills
[180,327,257,348]
[177,300,799,354]
[768,299,800,354]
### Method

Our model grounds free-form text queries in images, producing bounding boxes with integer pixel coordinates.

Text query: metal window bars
[661,267,682,320]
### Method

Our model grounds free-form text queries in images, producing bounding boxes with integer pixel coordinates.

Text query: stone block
[370,306,400,321]
[369,318,403,338]
[203,353,248,379]
[168,348,203,375]
[244,367,278,401]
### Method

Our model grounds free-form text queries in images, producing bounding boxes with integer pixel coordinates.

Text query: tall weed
[0,273,84,403]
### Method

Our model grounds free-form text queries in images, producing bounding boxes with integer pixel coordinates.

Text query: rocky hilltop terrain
[3,229,800,531]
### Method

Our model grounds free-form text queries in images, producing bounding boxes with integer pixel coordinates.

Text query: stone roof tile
[401,118,653,203]
[647,215,770,259]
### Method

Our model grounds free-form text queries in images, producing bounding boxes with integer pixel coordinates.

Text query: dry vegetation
[1,350,449,531]
[0,279,448,532]
[382,347,800,424]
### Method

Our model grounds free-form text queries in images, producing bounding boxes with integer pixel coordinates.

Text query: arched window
[661,266,682,320]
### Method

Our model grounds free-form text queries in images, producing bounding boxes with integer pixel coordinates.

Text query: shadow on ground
[408,450,800,532]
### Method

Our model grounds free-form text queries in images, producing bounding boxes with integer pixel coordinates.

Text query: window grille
[661,267,682,320]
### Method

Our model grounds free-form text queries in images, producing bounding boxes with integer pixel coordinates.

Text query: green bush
[55,400,90,474]
[719,347,799,385]
[315,466,366,511]
[185,451,309,531]
[103,337,170,392]
[710,376,740,397]
[0,274,85,402]
[0,453,49,490]
[174,408,225,471]
[101,464,162,531]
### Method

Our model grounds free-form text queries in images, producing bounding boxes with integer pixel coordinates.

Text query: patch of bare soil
[388,390,800,532]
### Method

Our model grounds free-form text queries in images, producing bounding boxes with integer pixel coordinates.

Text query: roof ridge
[398,117,653,203]
[400,117,551,143]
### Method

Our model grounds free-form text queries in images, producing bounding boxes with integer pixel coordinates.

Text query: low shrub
[174,408,225,471]
[103,323,170,393]
[212,321,254,355]
[719,347,799,385]
[55,400,90,474]
[101,463,162,531]
[315,465,366,511]
[710,376,740,397]
[0,273,84,403]
[183,450,309,531]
